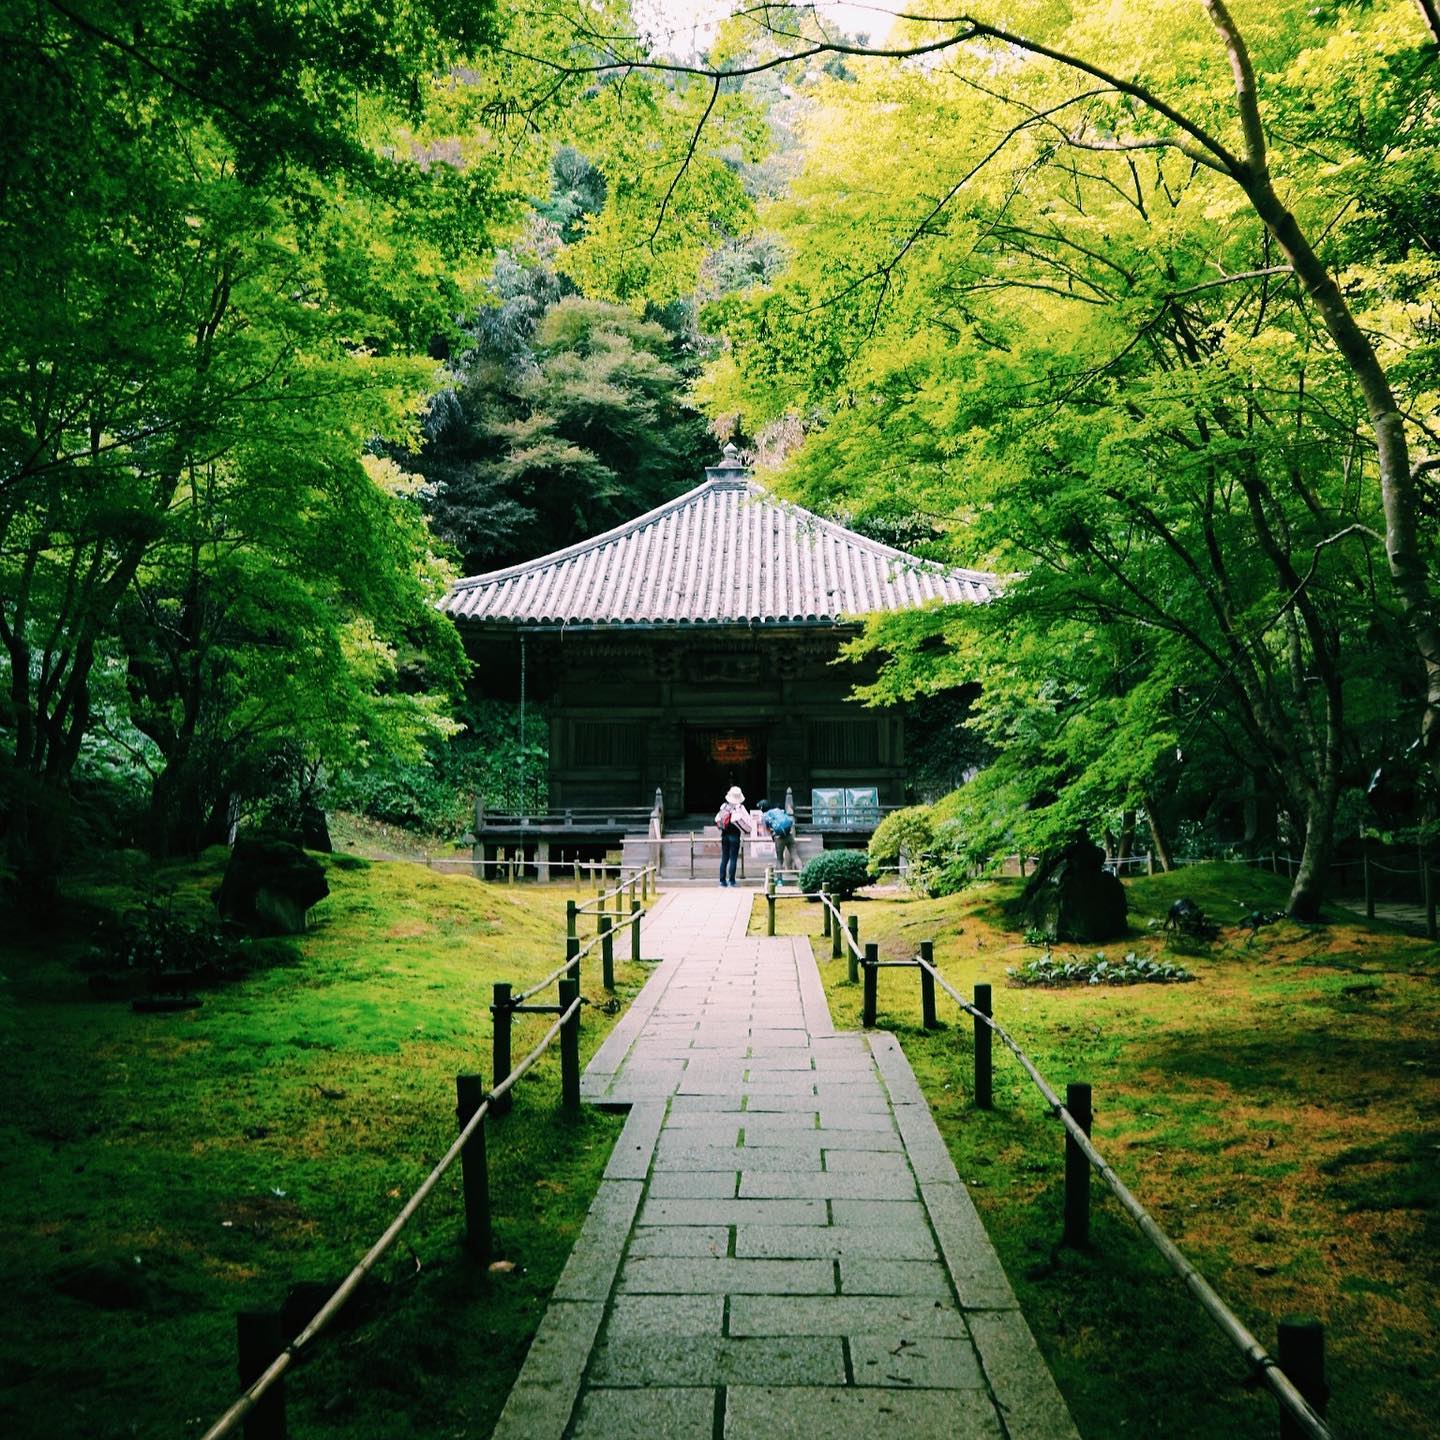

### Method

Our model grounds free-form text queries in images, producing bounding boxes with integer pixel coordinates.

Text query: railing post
[973,982,992,1109]
[1363,850,1374,920]
[847,915,860,985]
[566,900,577,943]
[236,1310,287,1440]
[1063,1081,1092,1248]
[919,940,937,1029]
[565,934,581,983]
[1277,1317,1328,1440]
[831,905,843,960]
[600,915,615,990]
[558,979,581,1114]
[630,900,642,962]
[766,868,776,937]
[455,1073,492,1262]
[862,942,878,1027]
[820,885,831,938]
[1424,854,1437,941]
[491,983,513,1117]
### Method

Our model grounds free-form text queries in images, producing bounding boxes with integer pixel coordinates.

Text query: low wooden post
[1018,853,1027,878]
[847,915,860,985]
[565,934,580,983]
[973,982,992,1108]
[919,940,937,1029]
[572,859,580,884]
[830,904,843,960]
[455,1073,492,1262]
[558,979,580,1114]
[491,983,513,1117]
[766,868,776,937]
[600,916,615,990]
[236,1310,287,1440]
[862,942,879,1027]
[1062,1081,1092,1248]
[1146,850,1155,876]
[566,900,577,943]
[1277,1317,1328,1440]
[1363,851,1375,921]
[630,900,642,962]
[820,886,831,938]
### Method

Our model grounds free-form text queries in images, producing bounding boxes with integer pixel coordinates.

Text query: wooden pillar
[919,940,937,1029]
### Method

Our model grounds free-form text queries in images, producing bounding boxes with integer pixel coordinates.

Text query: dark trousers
[720,830,741,885]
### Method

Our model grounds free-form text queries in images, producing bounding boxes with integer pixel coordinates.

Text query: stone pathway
[491,888,1080,1440]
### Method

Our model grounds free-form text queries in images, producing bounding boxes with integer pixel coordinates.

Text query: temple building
[441,446,991,875]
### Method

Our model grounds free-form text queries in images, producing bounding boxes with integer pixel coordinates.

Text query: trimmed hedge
[799,848,871,900]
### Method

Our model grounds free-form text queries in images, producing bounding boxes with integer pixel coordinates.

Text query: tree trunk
[1142,794,1174,872]
[1287,785,1338,923]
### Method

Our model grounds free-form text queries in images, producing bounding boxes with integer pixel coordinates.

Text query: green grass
[760,863,1438,1440]
[0,851,646,1439]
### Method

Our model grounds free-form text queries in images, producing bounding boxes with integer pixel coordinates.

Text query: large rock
[217,834,329,936]
[1021,838,1127,942]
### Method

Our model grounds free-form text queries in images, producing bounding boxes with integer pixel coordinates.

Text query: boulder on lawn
[1021,837,1128,942]
[217,834,329,936]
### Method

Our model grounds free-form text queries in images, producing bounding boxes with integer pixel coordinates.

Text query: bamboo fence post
[236,1311,287,1440]
[455,1074,492,1262]
[847,915,860,984]
[1277,1318,1328,1440]
[973,982,992,1109]
[630,900,642,962]
[600,916,615,990]
[820,885,831,938]
[490,983,513,1117]
[1063,1081,1093,1248]
[862,942,879,1027]
[830,902,843,959]
[558,980,580,1114]
[566,900,577,943]
[919,940,937,1029]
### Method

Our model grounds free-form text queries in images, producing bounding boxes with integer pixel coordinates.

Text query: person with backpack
[758,797,796,881]
[715,786,752,887]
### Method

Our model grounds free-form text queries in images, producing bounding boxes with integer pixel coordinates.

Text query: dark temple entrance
[684,727,768,815]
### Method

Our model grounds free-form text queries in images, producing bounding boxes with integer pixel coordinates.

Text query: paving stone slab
[553,1181,643,1301]
[617,1256,836,1295]
[626,1225,730,1259]
[602,1293,724,1338]
[830,1198,930,1228]
[739,1170,917,1201]
[647,1170,739,1199]
[638,1197,829,1227]
[848,1334,986,1390]
[728,1295,969,1338]
[590,1335,845,1388]
[838,1258,955,1297]
[603,1103,666,1182]
[735,1225,938,1262]
[655,1144,823,1174]
[922,1182,1020,1312]
[723,1384,1004,1440]
[821,1148,913,1175]
[967,1309,1084,1440]
[571,1386,715,1440]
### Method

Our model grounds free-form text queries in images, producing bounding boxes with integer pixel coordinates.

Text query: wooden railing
[763,885,1335,1440]
[198,880,657,1440]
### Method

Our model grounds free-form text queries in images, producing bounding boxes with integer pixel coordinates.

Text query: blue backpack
[767,809,794,836]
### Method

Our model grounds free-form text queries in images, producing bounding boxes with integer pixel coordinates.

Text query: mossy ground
[758,863,1438,1439]
[0,851,645,1439]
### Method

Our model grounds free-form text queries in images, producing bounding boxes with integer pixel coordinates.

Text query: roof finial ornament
[706,439,750,487]
[719,440,742,467]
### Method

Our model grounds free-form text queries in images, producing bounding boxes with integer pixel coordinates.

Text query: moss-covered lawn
[0,852,646,1439]
[760,864,1438,1440]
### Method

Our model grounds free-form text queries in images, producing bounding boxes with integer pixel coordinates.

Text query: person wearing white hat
[715,785,752,887]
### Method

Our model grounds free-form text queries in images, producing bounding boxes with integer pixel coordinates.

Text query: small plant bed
[0,852,645,1440]
[1008,950,1196,986]
[772,862,1439,1440]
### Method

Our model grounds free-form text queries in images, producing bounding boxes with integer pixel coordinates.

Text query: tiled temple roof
[441,447,993,629]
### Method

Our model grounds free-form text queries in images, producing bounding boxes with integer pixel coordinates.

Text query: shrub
[1007,951,1195,987]
[799,849,872,900]
[867,805,935,876]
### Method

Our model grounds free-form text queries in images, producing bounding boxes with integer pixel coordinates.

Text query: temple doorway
[683,727,768,816]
